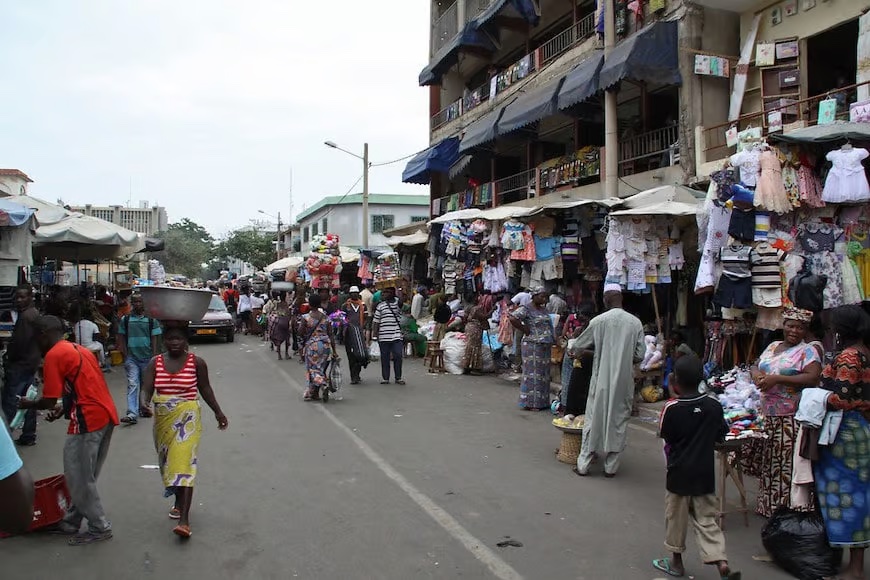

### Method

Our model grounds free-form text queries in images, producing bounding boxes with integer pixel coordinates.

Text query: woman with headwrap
[510,287,555,410]
[462,294,494,374]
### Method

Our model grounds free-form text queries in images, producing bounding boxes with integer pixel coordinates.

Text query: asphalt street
[4,338,793,580]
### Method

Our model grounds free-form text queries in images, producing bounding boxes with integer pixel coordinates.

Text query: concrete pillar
[603,0,618,198]
[677,2,704,182]
[458,0,467,26]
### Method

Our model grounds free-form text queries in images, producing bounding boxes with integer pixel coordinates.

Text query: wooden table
[714,438,752,530]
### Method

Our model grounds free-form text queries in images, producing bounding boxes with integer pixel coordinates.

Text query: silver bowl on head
[139,286,214,322]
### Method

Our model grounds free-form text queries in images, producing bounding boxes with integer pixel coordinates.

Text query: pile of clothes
[306,234,342,289]
[713,368,765,438]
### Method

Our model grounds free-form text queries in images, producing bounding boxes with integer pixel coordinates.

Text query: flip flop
[173,524,192,538]
[169,507,181,520]
[652,558,685,577]
[571,466,588,477]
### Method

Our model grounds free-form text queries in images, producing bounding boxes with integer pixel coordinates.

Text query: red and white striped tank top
[154,353,199,400]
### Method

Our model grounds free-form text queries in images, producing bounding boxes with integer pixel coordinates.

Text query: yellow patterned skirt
[153,394,202,497]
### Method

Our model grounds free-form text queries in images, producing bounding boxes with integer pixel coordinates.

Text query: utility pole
[276,211,282,259]
[603,0,618,199]
[363,142,370,249]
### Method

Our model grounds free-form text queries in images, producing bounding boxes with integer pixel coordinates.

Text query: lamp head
[324,141,338,149]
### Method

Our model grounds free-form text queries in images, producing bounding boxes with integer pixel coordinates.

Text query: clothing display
[754,149,792,214]
[822,147,870,203]
[730,147,761,187]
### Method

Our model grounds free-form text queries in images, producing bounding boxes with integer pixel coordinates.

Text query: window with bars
[303,227,310,243]
[410,216,428,223]
[371,214,395,234]
[312,222,319,236]
[322,218,328,233]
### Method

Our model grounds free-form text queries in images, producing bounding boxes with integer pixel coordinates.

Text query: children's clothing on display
[778,148,801,209]
[797,153,825,208]
[510,225,536,262]
[728,208,755,242]
[715,243,752,309]
[750,242,786,289]
[711,168,739,202]
[501,220,526,251]
[695,204,732,293]
[534,235,561,262]
[798,223,843,253]
[561,217,580,259]
[754,149,792,214]
[755,211,770,242]
[730,147,761,187]
[822,147,870,203]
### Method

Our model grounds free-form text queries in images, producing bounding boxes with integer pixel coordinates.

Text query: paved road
[5,338,791,579]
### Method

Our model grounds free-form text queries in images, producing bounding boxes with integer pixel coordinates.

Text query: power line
[317,174,364,221]
[370,151,419,167]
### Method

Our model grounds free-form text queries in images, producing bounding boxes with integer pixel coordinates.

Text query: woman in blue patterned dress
[815,305,870,580]
[510,288,555,411]
[299,294,338,401]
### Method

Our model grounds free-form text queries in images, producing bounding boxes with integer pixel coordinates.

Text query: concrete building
[295,194,430,249]
[0,169,32,196]
[407,0,867,215]
[70,202,169,236]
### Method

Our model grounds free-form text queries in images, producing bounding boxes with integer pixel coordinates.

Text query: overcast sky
[1,1,431,236]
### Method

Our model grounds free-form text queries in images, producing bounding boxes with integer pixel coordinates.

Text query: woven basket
[555,431,582,464]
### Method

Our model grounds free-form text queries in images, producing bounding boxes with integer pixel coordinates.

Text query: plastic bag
[761,508,841,580]
[10,385,38,429]
[368,342,380,361]
[329,360,342,393]
[440,332,467,375]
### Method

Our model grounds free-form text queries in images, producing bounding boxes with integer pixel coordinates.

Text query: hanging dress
[822,148,870,203]
[754,149,793,214]
[797,152,825,208]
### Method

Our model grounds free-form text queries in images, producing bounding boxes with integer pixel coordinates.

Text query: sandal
[68,530,113,546]
[652,558,684,577]
[169,507,181,520]
[172,524,192,538]
[395,379,406,385]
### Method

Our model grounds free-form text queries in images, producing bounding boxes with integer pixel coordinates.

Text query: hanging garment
[501,220,526,250]
[510,225,536,262]
[798,223,843,253]
[822,148,870,203]
[797,154,825,208]
[755,211,771,242]
[754,149,793,214]
[778,149,801,209]
[730,148,761,187]
[694,204,732,293]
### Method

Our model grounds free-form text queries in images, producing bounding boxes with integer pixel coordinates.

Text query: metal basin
[139,286,213,321]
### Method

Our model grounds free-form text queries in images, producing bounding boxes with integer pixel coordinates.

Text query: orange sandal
[172,524,192,538]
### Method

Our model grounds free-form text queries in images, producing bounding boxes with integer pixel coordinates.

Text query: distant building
[70,202,169,236]
[0,169,32,196]
[295,194,429,249]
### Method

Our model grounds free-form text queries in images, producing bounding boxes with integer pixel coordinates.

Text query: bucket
[110,351,124,366]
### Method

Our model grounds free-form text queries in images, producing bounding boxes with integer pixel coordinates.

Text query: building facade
[295,194,430,249]
[407,0,866,215]
[0,169,32,196]
[70,203,169,236]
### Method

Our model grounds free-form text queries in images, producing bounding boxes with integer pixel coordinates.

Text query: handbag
[788,266,827,312]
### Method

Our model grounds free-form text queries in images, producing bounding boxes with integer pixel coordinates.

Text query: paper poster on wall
[725,126,739,148]
[818,98,837,125]
[694,55,711,75]
[756,43,775,67]
[771,7,783,26]
[489,76,498,100]
[776,41,799,60]
[768,110,783,133]
[784,0,798,16]
[802,0,815,9]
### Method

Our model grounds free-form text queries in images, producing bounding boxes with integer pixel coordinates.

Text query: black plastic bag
[761,508,840,580]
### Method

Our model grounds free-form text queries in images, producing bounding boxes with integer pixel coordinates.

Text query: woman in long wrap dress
[510,288,554,411]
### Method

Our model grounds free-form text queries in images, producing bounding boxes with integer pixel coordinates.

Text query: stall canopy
[620,184,700,209]
[477,205,541,220]
[458,106,506,153]
[598,21,681,91]
[609,200,699,217]
[449,155,474,180]
[541,197,623,210]
[419,23,497,86]
[385,231,429,247]
[474,0,540,31]
[266,256,304,273]
[557,52,605,110]
[430,208,486,224]
[402,137,461,185]
[769,121,870,144]
[0,198,36,227]
[497,77,566,137]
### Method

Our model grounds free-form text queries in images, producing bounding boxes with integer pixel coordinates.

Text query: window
[410,216,428,223]
[322,218,328,233]
[371,214,395,234]
[312,222,319,236]
[303,227,309,243]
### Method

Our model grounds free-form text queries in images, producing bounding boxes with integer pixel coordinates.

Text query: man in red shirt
[18,315,119,545]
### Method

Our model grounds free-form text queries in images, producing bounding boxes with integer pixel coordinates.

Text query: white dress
[822,148,870,203]
[730,148,761,187]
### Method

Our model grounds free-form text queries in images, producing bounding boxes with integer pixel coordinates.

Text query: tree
[217,228,275,271]
[153,218,215,278]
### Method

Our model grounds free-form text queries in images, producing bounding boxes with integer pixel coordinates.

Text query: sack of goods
[309,233,341,253]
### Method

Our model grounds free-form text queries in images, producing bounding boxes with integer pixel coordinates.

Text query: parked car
[189,294,234,342]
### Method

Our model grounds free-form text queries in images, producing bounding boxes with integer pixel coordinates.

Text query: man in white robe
[568,284,645,477]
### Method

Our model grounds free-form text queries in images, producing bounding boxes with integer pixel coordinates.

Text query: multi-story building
[71,202,169,236]
[0,169,32,196]
[406,0,867,215]
[295,193,430,249]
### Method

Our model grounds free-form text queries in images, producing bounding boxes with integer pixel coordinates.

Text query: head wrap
[529,285,547,296]
[783,307,813,324]
[349,286,360,293]
[603,283,622,294]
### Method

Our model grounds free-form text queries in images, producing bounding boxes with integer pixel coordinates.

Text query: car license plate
[196,329,217,335]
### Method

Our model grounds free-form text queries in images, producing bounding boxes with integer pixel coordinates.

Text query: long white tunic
[569,308,645,454]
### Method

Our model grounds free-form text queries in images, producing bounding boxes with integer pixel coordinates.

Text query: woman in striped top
[140,322,228,539]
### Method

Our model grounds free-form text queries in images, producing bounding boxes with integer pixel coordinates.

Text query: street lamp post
[324,141,369,249]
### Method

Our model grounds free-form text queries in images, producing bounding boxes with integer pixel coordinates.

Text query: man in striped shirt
[372,287,405,385]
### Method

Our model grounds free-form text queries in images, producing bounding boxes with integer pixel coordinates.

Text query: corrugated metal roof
[296,194,429,222]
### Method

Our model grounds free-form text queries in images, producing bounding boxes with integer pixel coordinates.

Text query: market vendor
[400,304,427,358]
[462,294,494,375]
[510,287,554,411]
[749,306,821,518]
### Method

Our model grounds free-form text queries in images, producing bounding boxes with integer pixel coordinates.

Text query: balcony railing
[432,1,460,54]
[431,98,464,130]
[539,13,597,67]
[494,170,535,205]
[701,79,870,162]
[618,124,679,175]
[466,0,496,22]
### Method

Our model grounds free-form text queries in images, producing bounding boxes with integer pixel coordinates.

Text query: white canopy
[385,231,429,247]
[13,195,145,259]
[428,208,485,224]
[609,200,699,217]
[619,185,699,209]
[541,197,623,210]
[265,256,304,272]
[477,205,542,220]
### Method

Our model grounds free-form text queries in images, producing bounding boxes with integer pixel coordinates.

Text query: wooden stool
[423,341,440,366]
[428,348,445,374]
[555,431,582,464]
[715,441,750,530]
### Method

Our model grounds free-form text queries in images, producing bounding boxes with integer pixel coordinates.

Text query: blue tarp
[458,106,506,153]
[497,77,566,137]
[557,52,605,110]
[0,198,35,227]
[598,21,681,91]
[475,0,540,30]
[401,137,461,185]
[419,23,497,86]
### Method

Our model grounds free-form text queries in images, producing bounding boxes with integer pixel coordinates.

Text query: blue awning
[599,21,681,91]
[557,52,605,110]
[419,23,497,86]
[497,76,566,137]
[458,107,506,153]
[0,198,35,227]
[475,0,540,30]
[401,137,461,185]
